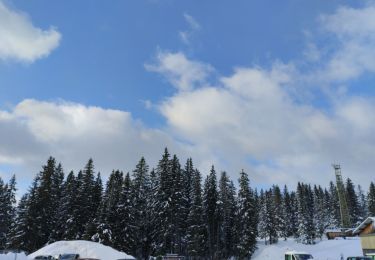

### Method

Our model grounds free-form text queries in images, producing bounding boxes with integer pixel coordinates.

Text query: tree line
[0,148,374,259]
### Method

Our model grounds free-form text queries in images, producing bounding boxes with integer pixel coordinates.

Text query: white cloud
[158,52,375,187]
[0,99,193,194]
[179,13,201,45]
[0,1,61,63]
[145,50,213,91]
[317,4,375,82]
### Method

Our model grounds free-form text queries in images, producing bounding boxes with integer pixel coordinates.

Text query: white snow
[0,252,28,260]
[28,240,135,260]
[253,238,363,260]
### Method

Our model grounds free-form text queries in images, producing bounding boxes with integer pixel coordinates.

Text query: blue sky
[1,0,375,195]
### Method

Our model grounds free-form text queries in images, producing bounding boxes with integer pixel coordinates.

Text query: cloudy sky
[1,0,375,194]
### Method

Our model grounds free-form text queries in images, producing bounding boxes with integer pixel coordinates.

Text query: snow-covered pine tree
[6,193,29,251]
[357,185,369,221]
[203,166,219,259]
[313,185,325,239]
[154,148,174,255]
[48,163,64,243]
[323,188,337,229]
[75,159,99,238]
[346,178,360,226]
[290,191,299,238]
[170,154,186,255]
[264,189,278,244]
[329,181,341,228]
[296,183,315,244]
[368,182,375,216]
[116,172,135,256]
[92,170,123,246]
[281,185,293,239]
[272,185,283,240]
[186,169,207,259]
[236,170,257,259]
[257,190,267,242]
[218,171,237,258]
[132,157,153,259]
[0,175,16,249]
[181,158,195,256]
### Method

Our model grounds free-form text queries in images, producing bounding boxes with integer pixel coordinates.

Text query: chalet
[353,217,375,255]
[325,228,354,240]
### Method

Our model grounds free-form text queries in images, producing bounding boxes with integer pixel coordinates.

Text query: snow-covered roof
[28,240,135,260]
[325,229,342,233]
[353,217,375,234]
[285,251,310,255]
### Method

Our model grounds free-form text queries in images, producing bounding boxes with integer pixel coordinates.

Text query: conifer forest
[1,148,375,259]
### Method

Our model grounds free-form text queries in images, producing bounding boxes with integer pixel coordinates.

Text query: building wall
[361,234,375,255]
[361,224,375,236]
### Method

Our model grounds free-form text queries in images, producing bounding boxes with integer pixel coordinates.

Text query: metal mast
[332,164,351,228]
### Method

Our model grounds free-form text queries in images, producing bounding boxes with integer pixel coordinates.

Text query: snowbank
[28,240,135,260]
[0,252,28,260]
[253,238,363,260]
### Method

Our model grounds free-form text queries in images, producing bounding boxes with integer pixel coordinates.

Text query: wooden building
[353,217,375,255]
[325,228,354,240]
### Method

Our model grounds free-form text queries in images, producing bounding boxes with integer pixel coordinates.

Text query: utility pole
[332,164,351,228]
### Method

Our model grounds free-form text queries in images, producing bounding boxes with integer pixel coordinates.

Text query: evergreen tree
[6,194,29,251]
[313,185,325,239]
[296,183,315,244]
[0,175,16,249]
[328,181,341,228]
[346,178,360,225]
[132,157,153,259]
[92,170,123,246]
[368,182,375,216]
[236,170,257,259]
[272,185,283,240]
[116,172,135,255]
[186,170,206,259]
[76,159,98,238]
[203,166,219,259]
[357,185,369,220]
[218,171,237,258]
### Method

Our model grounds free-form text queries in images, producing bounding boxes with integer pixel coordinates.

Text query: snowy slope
[28,240,135,260]
[253,238,363,260]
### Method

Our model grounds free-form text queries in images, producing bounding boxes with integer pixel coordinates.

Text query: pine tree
[368,182,375,216]
[49,163,64,243]
[357,185,368,221]
[116,172,135,255]
[272,185,283,240]
[346,178,360,226]
[218,171,236,258]
[0,176,16,249]
[236,170,257,259]
[329,181,341,228]
[186,169,207,259]
[132,157,153,259]
[6,194,29,251]
[203,166,219,259]
[92,170,123,246]
[76,159,98,238]
[154,148,174,255]
[296,183,315,244]
[313,185,325,239]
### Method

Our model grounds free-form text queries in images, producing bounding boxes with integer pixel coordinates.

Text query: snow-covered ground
[0,238,363,260]
[28,240,135,260]
[253,237,363,260]
[0,252,28,260]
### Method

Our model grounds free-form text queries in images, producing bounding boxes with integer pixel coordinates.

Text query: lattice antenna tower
[332,164,351,228]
